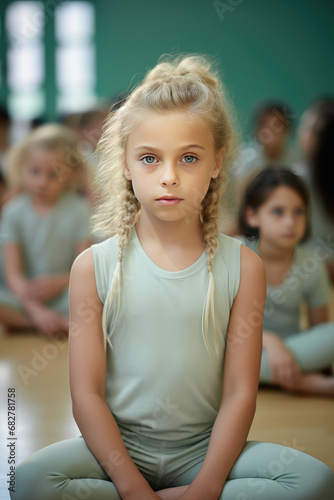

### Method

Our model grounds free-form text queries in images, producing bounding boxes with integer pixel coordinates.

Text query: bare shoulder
[70,247,97,296]
[239,244,266,293]
[241,244,265,274]
[71,247,94,275]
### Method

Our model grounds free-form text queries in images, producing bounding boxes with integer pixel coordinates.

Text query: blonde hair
[93,55,239,353]
[6,123,85,191]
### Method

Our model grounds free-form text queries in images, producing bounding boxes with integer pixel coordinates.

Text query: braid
[201,177,221,270]
[117,184,141,262]
[201,175,224,354]
[101,185,140,348]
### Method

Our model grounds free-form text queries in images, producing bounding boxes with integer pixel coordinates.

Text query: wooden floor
[0,301,334,498]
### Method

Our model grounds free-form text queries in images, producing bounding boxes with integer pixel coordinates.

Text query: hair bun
[144,55,219,91]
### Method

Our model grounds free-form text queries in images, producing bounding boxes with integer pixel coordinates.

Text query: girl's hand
[263,331,301,388]
[156,486,189,499]
[27,303,68,337]
[26,274,69,302]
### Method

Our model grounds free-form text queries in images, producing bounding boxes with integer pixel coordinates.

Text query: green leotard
[11,230,334,499]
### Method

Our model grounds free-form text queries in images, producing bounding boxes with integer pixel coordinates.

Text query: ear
[245,205,259,228]
[123,162,132,181]
[211,147,225,179]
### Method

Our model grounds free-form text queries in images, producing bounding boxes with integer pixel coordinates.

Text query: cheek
[188,178,211,207]
[129,176,145,201]
[300,217,307,231]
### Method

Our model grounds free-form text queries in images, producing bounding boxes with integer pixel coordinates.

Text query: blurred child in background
[0,123,93,337]
[0,106,11,174]
[236,100,295,183]
[224,100,296,236]
[239,168,334,395]
[294,97,334,281]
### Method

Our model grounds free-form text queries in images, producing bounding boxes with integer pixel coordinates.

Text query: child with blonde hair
[12,56,333,499]
[0,123,92,336]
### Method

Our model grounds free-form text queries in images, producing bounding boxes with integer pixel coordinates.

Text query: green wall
[1,0,333,137]
[94,0,334,137]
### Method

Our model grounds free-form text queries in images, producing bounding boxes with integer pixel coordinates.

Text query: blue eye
[142,156,157,165]
[272,207,283,216]
[295,207,306,216]
[182,155,197,164]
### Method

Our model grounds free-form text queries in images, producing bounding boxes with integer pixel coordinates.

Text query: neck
[31,193,62,212]
[264,145,283,161]
[135,211,204,250]
[258,238,294,262]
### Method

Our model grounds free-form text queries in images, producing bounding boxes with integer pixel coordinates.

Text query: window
[55,2,95,114]
[6,1,44,119]
[4,1,96,120]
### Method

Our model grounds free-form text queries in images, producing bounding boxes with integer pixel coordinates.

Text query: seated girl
[0,123,93,336]
[239,167,334,395]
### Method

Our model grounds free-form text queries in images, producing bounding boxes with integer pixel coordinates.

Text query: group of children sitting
[0,96,333,396]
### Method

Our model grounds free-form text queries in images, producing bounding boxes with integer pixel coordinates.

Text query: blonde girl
[0,124,92,336]
[12,56,333,499]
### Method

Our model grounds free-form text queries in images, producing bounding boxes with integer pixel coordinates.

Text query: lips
[156,196,183,206]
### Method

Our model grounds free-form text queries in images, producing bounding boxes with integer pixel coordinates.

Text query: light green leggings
[260,322,334,383]
[10,429,334,500]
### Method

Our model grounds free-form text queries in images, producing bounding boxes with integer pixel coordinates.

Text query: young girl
[239,167,334,395]
[0,124,92,336]
[12,57,334,499]
[294,98,334,281]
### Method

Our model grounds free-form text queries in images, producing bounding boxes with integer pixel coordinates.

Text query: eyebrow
[134,144,206,151]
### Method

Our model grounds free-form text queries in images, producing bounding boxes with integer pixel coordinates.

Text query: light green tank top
[91,229,241,441]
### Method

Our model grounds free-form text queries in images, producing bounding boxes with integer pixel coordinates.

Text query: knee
[284,451,334,500]
[10,458,42,500]
[10,454,58,500]
[304,459,334,500]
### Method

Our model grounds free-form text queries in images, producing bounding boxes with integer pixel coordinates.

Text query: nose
[284,213,295,226]
[160,162,179,187]
[37,174,49,189]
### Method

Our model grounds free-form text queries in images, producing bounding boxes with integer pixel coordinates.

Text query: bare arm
[3,243,68,335]
[69,249,160,500]
[4,243,30,302]
[308,305,328,327]
[177,246,266,500]
[27,239,93,302]
[262,330,301,386]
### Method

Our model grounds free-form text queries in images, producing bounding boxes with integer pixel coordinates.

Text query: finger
[278,367,294,387]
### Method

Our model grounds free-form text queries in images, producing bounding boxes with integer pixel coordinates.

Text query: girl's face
[124,111,223,226]
[247,186,307,249]
[297,110,317,155]
[256,111,290,157]
[23,147,69,205]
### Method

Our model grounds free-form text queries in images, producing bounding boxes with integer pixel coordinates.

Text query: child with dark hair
[236,100,295,183]
[226,100,296,236]
[0,105,11,177]
[239,167,334,395]
[294,97,334,280]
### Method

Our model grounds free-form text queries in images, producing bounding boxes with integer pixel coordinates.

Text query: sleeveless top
[91,229,242,441]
